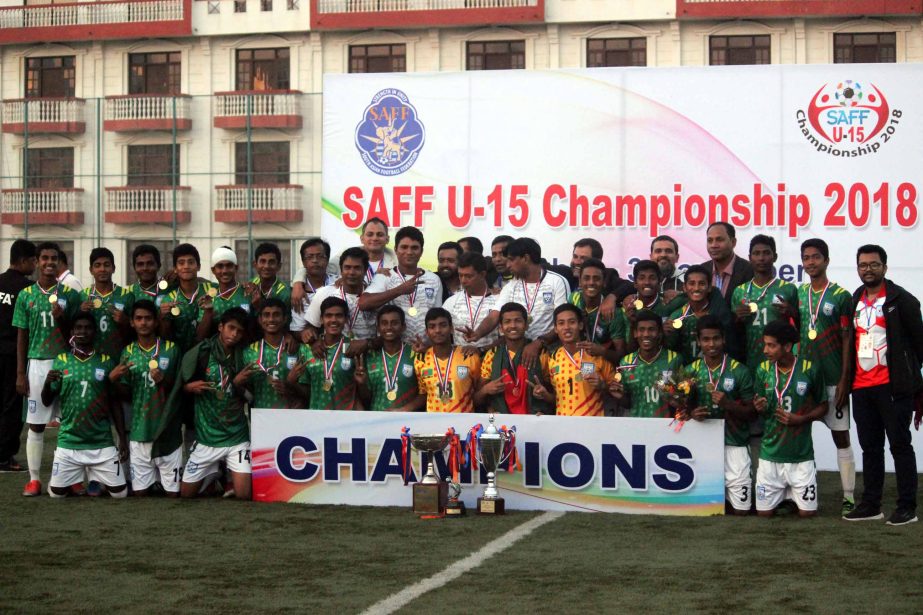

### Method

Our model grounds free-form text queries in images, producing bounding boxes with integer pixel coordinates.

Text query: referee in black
[0,239,36,472]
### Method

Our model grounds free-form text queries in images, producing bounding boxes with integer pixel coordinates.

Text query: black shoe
[843,502,884,521]
[0,457,25,472]
[886,509,919,526]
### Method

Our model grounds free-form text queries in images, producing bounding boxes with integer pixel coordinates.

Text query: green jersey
[166,282,213,353]
[297,338,357,410]
[688,356,755,447]
[50,351,116,450]
[119,338,180,442]
[754,358,826,463]
[665,302,732,364]
[797,282,852,387]
[202,283,254,326]
[569,291,627,347]
[79,285,135,358]
[624,295,673,346]
[242,339,299,409]
[730,278,799,369]
[12,283,80,359]
[249,276,292,309]
[129,281,170,307]
[619,348,684,418]
[193,342,248,448]
[364,343,417,411]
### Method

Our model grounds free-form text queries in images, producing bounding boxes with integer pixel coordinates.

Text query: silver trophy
[407,433,450,515]
[475,414,515,514]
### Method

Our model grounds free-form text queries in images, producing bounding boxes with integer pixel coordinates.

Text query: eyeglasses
[857,262,884,271]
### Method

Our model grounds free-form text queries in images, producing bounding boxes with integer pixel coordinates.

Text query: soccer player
[730,235,799,370]
[569,257,626,365]
[79,247,134,359]
[196,246,253,341]
[42,312,127,498]
[239,298,299,410]
[686,315,756,515]
[650,235,685,293]
[622,260,671,322]
[490,235,514,291]
[110,300,181,496]
[753,320,828,518]
[162,243,214,354]
[13,242,80,496]
[609,310,684,418]
[297,247,377,343]
[247,242,291,312]
[796,238,856,514]
[359,226,443,346]
[290,238,338,317]
[180,307,251,500]
[129,244,172,305]
[665,265,737,364]
[443,252,498,350]
[541,304,614,416]
[355,306,423,411]
[437,241,462,301]
[476,303,553,415]
[415,308,481,413]
[288,297,359,410]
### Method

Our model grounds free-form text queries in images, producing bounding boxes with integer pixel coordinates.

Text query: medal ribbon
[520,277,542,320]
[746,278,777,304]
[259,277,279,298]
[322,338,345,384]
[432,348,456,400]
[465,292,487,328]
[257,339,284,373]
[339,287,362,329]
[38,282,60,299]
[773,362,797,411]
[382,345,405,392]
[586,306,603,343]
[217,364,228,393]
[180,284,201,306]
[140,283,158,298]
[366,258,384,284]
[807,282,830,331]
[706,354,727,391]
[561,346,584,372]
[217,283,240,300]
[396,269,417,309]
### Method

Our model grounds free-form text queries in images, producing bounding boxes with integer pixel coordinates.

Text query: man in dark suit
[700,222,753,308]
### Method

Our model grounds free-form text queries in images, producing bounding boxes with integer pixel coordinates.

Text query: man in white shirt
[443,252,497,350]
[56,250,83,292]
[295,247,376,341]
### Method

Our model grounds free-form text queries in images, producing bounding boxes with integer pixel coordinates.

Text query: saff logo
[355,89,425,176]
[796,79,901,157]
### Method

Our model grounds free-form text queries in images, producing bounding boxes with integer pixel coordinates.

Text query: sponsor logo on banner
[796,79,901,157]
[354,88,425,176]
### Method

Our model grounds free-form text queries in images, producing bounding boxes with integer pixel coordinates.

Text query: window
[125,240,175,280]
[587,38,647,68]
[24,148,74,189]
[466,41,525,71]
[233,239,293,283]
[834,33,896,64]
[261,0,272,10]
[236,48,290,91]
[25,56,76,98]
[709,35,771,66]
[235,141,290,185]
[127,145,180,187]
[349,44,407,73]
[129,52,182,95]
[234,0,246,11]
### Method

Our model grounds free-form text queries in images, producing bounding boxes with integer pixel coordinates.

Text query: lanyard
[807,282,830,330]
[746,278,776,303]
[366,259,384,284]
[859,290,880,331]
[561,346,584,371]
[705,354,727,392]
[257,339,284,372]
[217,283,240,300]
[774,362,796,410]
[520,273,544,318]
[323,338,345,383]
[339,287,362,329]
[586,306,603,342]
[396,269,418,308]
[465,292,487,327]
[382,345,405,391]
[433,348,456,397]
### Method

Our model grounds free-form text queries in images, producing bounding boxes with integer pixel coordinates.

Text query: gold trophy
[403,431,449,517]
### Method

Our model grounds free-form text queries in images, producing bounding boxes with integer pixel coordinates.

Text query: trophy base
[477,497,505,515]
[413,482,447,516]
[445,500,466,517]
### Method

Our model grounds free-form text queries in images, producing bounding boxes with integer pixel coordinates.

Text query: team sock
[26,430,44,482]
[837,446,855,500]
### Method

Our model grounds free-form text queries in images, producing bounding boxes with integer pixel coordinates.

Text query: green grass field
[2,431,922,614]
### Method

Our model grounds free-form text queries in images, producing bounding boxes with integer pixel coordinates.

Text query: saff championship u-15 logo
[355,88,425,176]
[796,79,902,158]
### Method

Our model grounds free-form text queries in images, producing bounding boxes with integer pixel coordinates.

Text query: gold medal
[527,315,533,325]
[170,306,181,317]
[323,379,333,392]
[408,307,418,317]
[633,299,644,310]
[207,287,218,298]
[158,279,169,290]
[613,372,622,383]
[575,373,583,382]
[48,294,58,304]
[749,302,758,313]
[387,390,397,401]
[672,319,683,329]
[808,328,818,340]
[148,360,158,370]
[706,383,716,393]
[93,299,102,309]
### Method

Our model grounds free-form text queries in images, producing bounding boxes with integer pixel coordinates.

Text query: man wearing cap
[196,247,254,341]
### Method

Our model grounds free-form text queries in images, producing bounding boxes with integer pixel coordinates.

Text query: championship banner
[322,65,923,295]
[252,410,726,516]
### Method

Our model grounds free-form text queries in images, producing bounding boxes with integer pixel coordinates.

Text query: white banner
[252,410,726,516]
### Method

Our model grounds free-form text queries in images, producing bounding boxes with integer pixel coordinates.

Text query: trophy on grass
[400,427,464,518]
[468,415,519,515]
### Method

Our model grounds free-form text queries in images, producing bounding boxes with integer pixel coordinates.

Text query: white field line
[360,510,565,615]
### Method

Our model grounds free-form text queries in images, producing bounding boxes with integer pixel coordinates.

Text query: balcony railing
[104,94,192,131]
[105,185,191,224]
[676,0,923,18]
[1,98,86,134]
[214,184,304,223]
[311,0,542,28]
[0,0,192,45]
[0,188,84,225]
[213,91,303,129]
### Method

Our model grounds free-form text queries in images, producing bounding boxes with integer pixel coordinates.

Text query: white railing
[317,0,536,12]
[681,0,793,3]
[104,95,190,122]
[0,0,183,29]
[1,188,83,215]
[105,186,190,214]
[2,98,84,125]
[214,91,301,117]
[216,184,303,211]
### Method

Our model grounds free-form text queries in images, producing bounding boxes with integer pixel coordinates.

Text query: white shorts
[822,385,850,431]
[129,441,183,493]
[49,446,127,490]
[755,459,818,512]
[26,359,58,425]
[725,445,752,511]
[183,441,251,484]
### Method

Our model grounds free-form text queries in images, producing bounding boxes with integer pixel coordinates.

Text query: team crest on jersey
[595,326,604,337]
[580,361,596,376]
[456,366,469,379]
[823,302,834,316]
[114,302,125,311]
[94,368,105,381]
[241,304,251,313]
[287,356,298,369]
[341,357,353,370]
[402,364,414,378]
[542,291,553,305]
[424,287,434,299]
[796,381,808,395]
[723,377,735,391]
[159,358,170,370]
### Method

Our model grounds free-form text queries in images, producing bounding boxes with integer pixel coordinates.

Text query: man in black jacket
[843,244,922,525]
[700,222,753,308]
